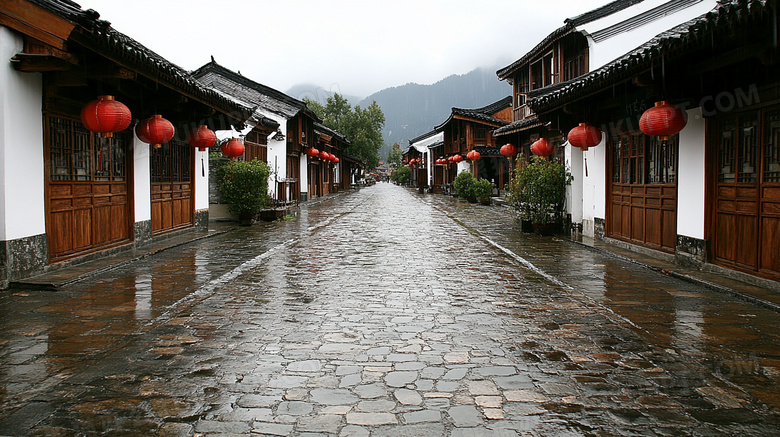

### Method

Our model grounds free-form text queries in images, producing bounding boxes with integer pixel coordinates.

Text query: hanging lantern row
[80,95,219,154]
[567,123,601,151]
[305,147,339,163]
[435,158,448,165]
[408,157,424,167]
[466,150,480,161]
[499,143,518,157]
[530,138,554,157]
[639,100,687,141]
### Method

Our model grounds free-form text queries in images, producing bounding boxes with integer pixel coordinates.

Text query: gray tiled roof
[527,0,770,113]
[493,117,544,136]
[434,96,512,130]
[31,0,253,121]
[192,61,316,121]
[497,0,647,80]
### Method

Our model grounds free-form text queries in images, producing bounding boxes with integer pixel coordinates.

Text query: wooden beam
[0,0,76,50]
[10,53,72,71]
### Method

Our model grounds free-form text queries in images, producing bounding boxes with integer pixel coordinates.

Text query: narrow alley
[1,183,778,436]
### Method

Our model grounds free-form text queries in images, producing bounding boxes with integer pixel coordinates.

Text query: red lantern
[136,114,175,149]
[567,123,602,151]
[334,157,340,163]
[531,138,554,157]
[187,125,217,151]
[80,95,132,138]
[467,151,480,161]
[639,101,688,141]
[453,154,463,163]
[500,143,518,157]
[221,138,245,160]
[319,150,329,160]
[306,147,319,157]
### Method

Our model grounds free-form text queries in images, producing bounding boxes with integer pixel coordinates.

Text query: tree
[387,143,402,168]
[390,165,411,185]
[305,93,386,168]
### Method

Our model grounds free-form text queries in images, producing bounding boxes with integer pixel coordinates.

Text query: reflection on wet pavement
[0,183,778,435]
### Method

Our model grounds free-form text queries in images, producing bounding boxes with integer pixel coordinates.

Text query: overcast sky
[76,0,609,99]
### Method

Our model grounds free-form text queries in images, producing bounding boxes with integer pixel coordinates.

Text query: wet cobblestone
[1,183,779,436]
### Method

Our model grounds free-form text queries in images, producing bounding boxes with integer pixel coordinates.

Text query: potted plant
[507,155,572,235]
[216,158,271,225]
[473,178,493,205]
[453,170,476,203]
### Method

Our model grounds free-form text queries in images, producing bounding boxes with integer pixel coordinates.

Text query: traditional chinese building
[435,97,512,188]
[192,60,322,203]
[0,0,251,287]
[499,0,779,285]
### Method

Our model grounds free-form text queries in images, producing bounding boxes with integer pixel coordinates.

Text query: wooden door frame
[150,139,195,235]
[705,99,780,280]
[605,132,678,252]
[43,111,134,262]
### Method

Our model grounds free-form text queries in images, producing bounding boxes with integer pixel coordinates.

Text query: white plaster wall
[566,145,584,224]
[582,139,607,236]
[0,27,46,241]
[677,107,706,239]
[133,135,151,222]
[580,0,718,71]
[194,149,209,210]
[300,154,309,191]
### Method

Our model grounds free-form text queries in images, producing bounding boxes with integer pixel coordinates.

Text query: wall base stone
[0,234,48,289]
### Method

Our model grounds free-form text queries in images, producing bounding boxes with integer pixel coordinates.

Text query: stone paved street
[1,183,779,436]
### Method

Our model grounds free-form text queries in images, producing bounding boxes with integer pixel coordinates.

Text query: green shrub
[453,170,476,201]
[391,166,411,184]
[217,159,271,216]
[507,155,572,224]
[472,178,493,200]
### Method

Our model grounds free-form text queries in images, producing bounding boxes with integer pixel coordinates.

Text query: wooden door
[151,139,193,234]
[608,133,677,252]
[712,108,780,279]
[46,115,131,261]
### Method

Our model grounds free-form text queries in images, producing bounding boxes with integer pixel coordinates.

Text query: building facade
[0,0,249,287]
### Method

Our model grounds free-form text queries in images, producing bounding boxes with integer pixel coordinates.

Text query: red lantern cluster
[500,143,518,157]
[435,158,447,165]
[80,95,132,138]
[136,114,175,149]
[317,151,339,163]
[530,138,554,157]
[467,150,480,161]
[187,125,217,152]
[221,138,245,160]
[567,123,602,151]
[639,101,687,141]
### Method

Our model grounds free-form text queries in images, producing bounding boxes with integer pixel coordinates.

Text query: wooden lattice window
[151,139,191,183]
[765,110,780,183]
[717,114,758,184]
[245,130,267,162]
[648,136,677,184]
[48,115,127,182]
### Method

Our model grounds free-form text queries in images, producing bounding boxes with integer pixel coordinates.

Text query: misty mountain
[285,83,363,108]
[288,66,511,163]
[360,67,511,159]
